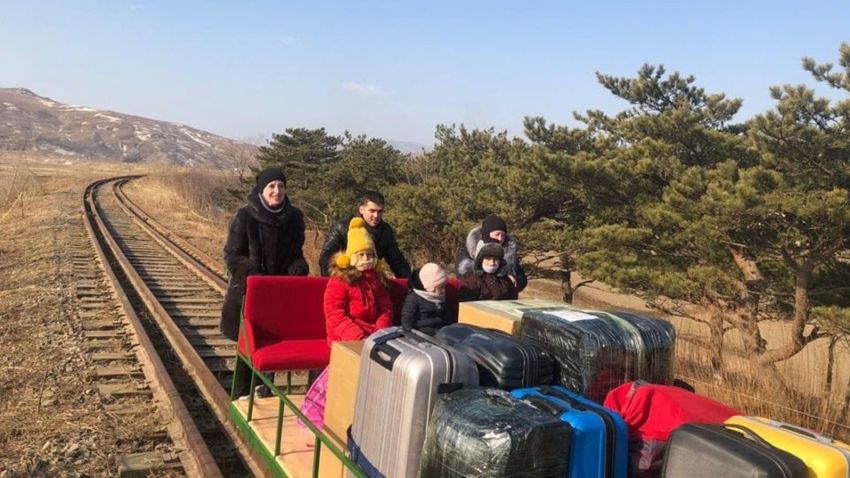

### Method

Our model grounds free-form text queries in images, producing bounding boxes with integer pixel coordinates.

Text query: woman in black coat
[220,168,309,396]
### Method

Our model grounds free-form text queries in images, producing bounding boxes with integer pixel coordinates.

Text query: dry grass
[676,348,850,441]
[0,162,54,223]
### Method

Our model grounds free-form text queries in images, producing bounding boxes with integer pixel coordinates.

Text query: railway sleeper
[97,382,152,398]
[116,451,182,478]
[196,350,237,363]
[187,336,232,347]
[177,318,221,328]
[81,319,120,330]
[77,310,107,319]
[94,365,144,379]
[169,310,221,319]
[84,330,124,339]
[91,352,134,362]
[83,339,126,351]
[103,403,154,417]
[157,297,221,304]
[202,358,234,374]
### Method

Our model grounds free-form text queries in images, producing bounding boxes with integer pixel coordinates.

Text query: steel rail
[111,178,226,293]
[89,176,269,476]
[82,177,222,478]
[112,179,225,278]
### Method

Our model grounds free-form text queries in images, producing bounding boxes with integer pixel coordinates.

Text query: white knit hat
[419,263,447,292]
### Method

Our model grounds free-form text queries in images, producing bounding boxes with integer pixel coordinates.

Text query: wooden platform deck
[229,395,353,478]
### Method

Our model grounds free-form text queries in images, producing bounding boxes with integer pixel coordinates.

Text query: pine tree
[573,54,850,381]
[255,127,341,189]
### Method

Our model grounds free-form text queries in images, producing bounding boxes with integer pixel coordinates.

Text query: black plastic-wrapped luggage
[519,307,675,403]
[662,423,808,478]
[419,387,572,478]
[610,311,676,385]
[435,324,554,389]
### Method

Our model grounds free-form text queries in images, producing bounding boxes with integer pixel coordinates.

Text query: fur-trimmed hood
[472,241,509,275]
[465,226,518,274]
[328,251,392,285]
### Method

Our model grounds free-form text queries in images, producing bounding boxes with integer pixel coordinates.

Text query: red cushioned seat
[252,339,331,372]
[239,276,331,373]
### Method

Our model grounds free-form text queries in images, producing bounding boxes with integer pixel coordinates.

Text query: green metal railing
[231,350,368,478]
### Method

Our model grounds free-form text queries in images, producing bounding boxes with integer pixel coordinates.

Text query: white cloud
[342,81,386,97]
[279,36,295,46]
[129,3,144,10]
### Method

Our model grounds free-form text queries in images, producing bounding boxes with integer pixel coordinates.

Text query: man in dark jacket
[220,167,309,397]
[318,191,411,278]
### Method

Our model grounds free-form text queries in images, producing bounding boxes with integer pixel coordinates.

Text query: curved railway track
[82,176,269,477]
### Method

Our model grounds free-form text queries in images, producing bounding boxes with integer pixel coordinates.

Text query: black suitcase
[419,387,572,478]
[435,323,554,389]
[662,423,808,478]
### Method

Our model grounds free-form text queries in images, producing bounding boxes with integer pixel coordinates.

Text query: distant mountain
[0,88,254,168]
[388,139,430,154]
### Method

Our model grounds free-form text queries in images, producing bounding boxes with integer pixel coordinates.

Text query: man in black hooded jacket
[318,190,411,278]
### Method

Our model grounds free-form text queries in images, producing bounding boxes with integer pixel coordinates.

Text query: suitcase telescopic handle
[722,424,780,451]
[373,330,404,345]
[768,420,833,444]
[521,395,567,416]
[370,342,401,371]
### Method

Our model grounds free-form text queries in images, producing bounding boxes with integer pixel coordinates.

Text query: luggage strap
[347,427,387,478]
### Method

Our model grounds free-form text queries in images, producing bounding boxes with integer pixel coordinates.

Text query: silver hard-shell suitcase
[348,327,479,478]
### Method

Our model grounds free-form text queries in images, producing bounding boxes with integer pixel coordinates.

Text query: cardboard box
[319,341,364,478]
[458,299,564,336]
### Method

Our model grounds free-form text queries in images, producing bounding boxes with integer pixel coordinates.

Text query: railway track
[69,213,186,477]
[81,176,269,477]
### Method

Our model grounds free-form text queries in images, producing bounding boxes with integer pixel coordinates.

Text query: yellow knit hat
[336,217,376,269]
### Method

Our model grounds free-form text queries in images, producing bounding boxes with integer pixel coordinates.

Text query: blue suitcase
[512,385,627,478]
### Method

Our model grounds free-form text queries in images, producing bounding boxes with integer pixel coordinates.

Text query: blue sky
[2,1,849,146]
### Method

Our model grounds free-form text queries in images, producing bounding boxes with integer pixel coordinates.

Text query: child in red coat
[301,217,393,430]
[324,217,394,341]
